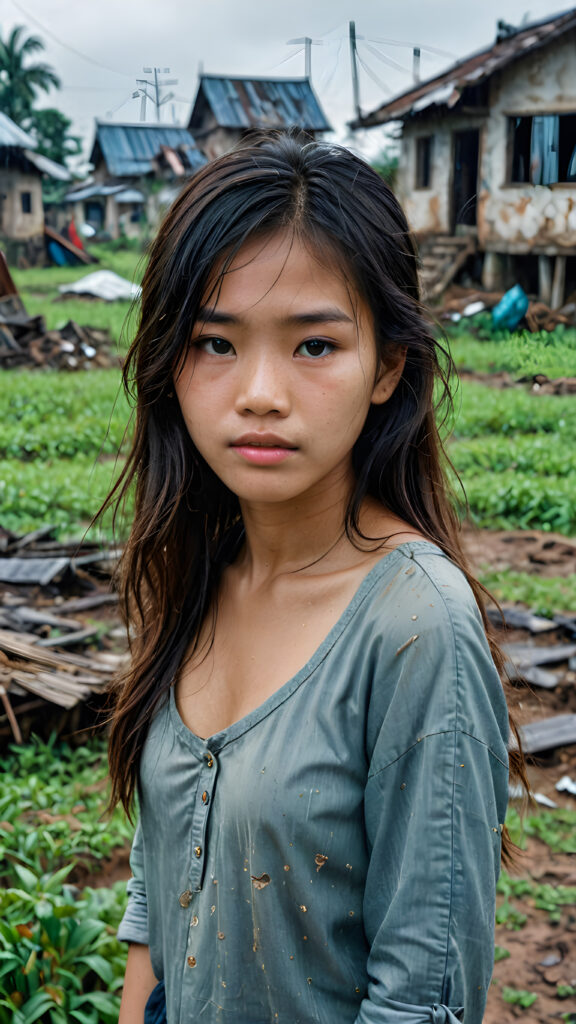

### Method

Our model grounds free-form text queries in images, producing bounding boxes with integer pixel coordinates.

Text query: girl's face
[174,229,403,512]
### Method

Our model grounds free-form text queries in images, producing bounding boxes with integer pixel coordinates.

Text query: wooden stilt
[550,255,566,309]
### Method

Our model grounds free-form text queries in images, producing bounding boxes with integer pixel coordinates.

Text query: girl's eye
[296,339,334,358]
[198,338,235,356]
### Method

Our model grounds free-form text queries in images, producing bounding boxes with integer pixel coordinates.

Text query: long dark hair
[105,131,525,857]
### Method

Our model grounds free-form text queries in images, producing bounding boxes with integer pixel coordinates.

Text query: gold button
[194,845,202,858]
[179,890,192,908]
[201,791,209,804]
[187,955,197,968]
[205,757,214,768]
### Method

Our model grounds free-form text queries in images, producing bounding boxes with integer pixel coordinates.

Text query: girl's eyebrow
[196,305,354,326]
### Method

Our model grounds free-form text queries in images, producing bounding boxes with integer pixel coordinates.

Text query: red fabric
[68,220,84,250]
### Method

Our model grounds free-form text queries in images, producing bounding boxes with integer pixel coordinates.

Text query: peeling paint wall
[480,30,576,252]
[398,119,453,234]
[0,169,44,240]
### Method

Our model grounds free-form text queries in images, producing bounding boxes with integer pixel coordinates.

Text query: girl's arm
[119,943,158,1023]
[355,564,509,1023]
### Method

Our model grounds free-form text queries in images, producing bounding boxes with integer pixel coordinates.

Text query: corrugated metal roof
[91,122,206,177]
[0,111,36,149]
[189,75,331,133]
[23,149,71,181]
[352,6,576,127]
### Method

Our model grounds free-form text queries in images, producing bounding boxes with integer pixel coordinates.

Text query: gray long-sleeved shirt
[118,542,509,1023]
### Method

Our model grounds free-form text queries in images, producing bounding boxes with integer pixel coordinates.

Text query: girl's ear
[371,347,407,406]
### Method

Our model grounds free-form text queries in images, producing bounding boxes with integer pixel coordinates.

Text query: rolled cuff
[355,998,464,1023]
[117,875,150,946]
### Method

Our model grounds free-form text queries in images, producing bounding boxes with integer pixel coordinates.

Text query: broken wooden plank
[503,642,576,668]
[519,714,576,754]
[55,592,118,614]
[504,658,558,689]
[487,606,557,634]
[10,606,84,632]
[36,626,101,648]
[0,630,114,674]
[0,557,70,586]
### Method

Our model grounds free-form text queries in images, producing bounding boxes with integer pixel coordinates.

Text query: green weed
[501,987,538,1009]
[478,570,576,618]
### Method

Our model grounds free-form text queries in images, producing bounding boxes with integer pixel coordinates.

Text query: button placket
[187,748,217,892]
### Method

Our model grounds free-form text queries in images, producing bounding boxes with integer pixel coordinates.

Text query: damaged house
[0,111,71,265]
[65,121,206,238]
[352,7,576,303]
[188,75,331,160]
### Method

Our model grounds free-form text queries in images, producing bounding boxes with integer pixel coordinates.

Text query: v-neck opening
[169,540,442,755]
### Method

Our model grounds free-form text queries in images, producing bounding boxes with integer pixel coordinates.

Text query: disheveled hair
[104,131,525,859]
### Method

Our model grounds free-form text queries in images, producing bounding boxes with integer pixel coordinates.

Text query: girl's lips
[231,444,297,466]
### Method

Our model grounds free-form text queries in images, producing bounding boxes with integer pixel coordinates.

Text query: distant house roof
[352,6,576,128]
[189,75,331,134]
[0,111,36,148]
[0,112,70,179]
[90,121,206,178]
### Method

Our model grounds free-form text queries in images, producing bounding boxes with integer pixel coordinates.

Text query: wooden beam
[551,255,566,309]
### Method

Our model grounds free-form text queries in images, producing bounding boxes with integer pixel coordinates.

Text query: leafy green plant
[478,570,576,618]
[0,735,134,888]
[557,984,576,999]
[506,806,576,855]
[501,987,538,1008]
[446,321,576,379]
[494,945,510,962]
[0,867,127,1023]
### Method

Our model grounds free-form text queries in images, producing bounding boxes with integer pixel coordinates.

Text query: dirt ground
[463,527,576,1023]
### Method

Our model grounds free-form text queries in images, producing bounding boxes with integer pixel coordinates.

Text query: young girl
[109,132,519,1024]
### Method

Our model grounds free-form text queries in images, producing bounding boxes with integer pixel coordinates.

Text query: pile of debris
[0,252,119,370]
[440,283,576,333]
[0,525,126,743]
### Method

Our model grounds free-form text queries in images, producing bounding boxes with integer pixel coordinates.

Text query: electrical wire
[10,0,134,78]
[355,49,392,96]
[363,42,410,75]
[368,36,457,59]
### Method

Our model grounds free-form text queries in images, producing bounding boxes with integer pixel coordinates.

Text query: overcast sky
[3,0,565,162]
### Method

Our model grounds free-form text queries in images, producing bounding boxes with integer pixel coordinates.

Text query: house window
[20,192,32,214]
[415,136,433,188]
[509,113,576,184]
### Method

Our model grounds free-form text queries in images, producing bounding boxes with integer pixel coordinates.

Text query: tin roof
[90,122,206,178]
[189,75,331,133]
[0,111,36,149]
[352,6,576,127]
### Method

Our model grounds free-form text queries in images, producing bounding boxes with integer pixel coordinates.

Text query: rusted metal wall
[480,31,576,252]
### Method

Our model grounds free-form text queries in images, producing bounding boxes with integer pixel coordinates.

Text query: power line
[10,0,134,78]
[368,36,458,60]
[363,42,410,75]
[355,49,392,96]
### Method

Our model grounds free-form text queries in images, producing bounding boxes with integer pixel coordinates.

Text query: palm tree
[0,25,60,126]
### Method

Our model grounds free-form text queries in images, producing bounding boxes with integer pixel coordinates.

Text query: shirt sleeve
[117,818,150,945]
[355,565,509,1024]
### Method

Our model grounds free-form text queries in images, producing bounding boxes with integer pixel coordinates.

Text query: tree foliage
[0,25,60,125]
[26,107,82,167]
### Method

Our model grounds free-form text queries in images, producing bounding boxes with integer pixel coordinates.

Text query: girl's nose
[235,354,291,416]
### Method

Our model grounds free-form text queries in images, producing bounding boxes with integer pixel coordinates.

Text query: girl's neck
[238,498,348,584]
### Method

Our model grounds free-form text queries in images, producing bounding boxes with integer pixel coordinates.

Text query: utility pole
[412,46,421,83]
[349,22,361,122]
[286,36,320,80]
[303,37,311,79]
[136,67,178,122]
